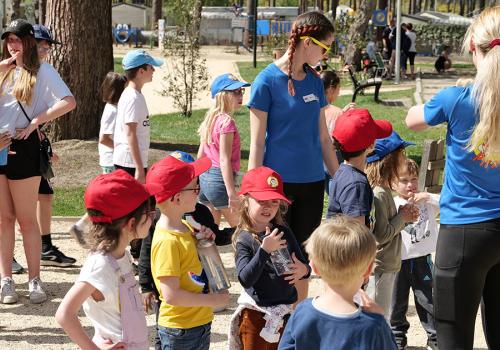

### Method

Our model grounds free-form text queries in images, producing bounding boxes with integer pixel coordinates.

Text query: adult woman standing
[247,11,338,301]
[0,20,76,304]
[406,7,500,349]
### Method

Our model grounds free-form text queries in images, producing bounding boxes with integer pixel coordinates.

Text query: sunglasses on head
[300,36,331,55]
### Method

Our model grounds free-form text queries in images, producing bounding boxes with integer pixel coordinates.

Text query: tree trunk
[459,0,465,16]
[192,0,202,48]
[352,0,357,11]
[478,0,485,10]
[331,0,339,18]
[152,0,162,30]
[5,0,21,23]
[344,0,376,66]
[45,0,113,141]
[39,0,47,24]
[299,0,308,14]
[316,0,323,11]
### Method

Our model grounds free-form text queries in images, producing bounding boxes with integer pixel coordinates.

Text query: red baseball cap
[238,166,291,204]
[84,170,161,223]
[332,108,393,153]
[146,155,212,203]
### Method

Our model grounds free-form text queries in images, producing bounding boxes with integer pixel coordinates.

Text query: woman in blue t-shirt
[406,7,500,349]
[247,11,338,302]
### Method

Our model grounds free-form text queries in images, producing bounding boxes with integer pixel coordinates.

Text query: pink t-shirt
[202,113,240,172]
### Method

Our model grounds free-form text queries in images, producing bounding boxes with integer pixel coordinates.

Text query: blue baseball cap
[367,131,415,163]
[33,24,60,44]
[169,150,195,163]
[122,49,163,70]
[210,73,250,98]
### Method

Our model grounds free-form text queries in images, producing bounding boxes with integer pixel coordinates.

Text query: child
[55,170,158,349]
[146,155,230,350]
[365,131,419,319]
[197,73,250,228]
[390,158,439,350]
[69,71,127,247]
[229,166,310,349]
[279,216,397,350]
[326,108,393,228]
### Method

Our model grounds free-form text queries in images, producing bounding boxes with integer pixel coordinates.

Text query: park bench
[347,66,382,103]
[418,139,445,194]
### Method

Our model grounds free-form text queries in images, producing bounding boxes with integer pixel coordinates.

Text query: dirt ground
[1,216,488,350]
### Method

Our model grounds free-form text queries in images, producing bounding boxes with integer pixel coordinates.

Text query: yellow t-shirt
[151,220,213,329]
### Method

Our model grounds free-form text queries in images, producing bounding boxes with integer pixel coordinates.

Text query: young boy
[327,108,392,228]
[146,155,230,350]
[279,216,397,350]
[390,158,439,350]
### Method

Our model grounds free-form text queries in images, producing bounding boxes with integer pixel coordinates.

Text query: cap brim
[149,57,163,67]
[191,157,212,177]
[247,191,292,204]
[403,140,415,147]
[225,81,251,91]
[374,119,393,139]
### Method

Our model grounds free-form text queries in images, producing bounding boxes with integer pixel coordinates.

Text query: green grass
[114,57,124,74]
[53,187,86,216]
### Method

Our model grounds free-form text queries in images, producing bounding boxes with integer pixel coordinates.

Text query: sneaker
[12,258,25,274]
[427,339,439,350]
[29,277,47,304]
[1,277,18,304]
[69,224,88,248]
[41,246,77,267]
[395,337,407,350]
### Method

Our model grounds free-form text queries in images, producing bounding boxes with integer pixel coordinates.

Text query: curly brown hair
[286,11,334,96]
[365,147,406,190]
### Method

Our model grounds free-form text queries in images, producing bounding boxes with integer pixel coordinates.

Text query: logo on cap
[267,176,279,188]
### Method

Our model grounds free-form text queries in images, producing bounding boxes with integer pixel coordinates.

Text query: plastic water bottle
[0,127,10,166]
[186,216,231,292]
[270,246,292,276]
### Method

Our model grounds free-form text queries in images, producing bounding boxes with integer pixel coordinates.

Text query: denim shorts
[199,167,233,209]
[158,322,211,350]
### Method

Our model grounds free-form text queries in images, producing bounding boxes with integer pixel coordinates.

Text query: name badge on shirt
[302,93,319,103]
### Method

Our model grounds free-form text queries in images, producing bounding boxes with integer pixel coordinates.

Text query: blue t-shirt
[279,298,397,350]
[248,63,328,183]
[327,163,373,228]
[424,86,500,224]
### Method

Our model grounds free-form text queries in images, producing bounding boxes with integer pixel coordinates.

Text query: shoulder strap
[17,101,31,122]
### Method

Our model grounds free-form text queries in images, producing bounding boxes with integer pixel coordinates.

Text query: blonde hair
[366,148,405,189]
[305,216,376,287]
[0,35,40,105]
[232,194,288,249]
[455,77,474,87]
[198,91,235,145]
[462,6,500,164]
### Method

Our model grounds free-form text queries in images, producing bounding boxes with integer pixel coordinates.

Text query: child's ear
[310,260,321,277]
[124,217,137,232]
[363,260,374,280]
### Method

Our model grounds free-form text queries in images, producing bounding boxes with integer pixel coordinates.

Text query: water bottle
[0,127,10,166]
[270,246,293,276]
[186,216,231,292]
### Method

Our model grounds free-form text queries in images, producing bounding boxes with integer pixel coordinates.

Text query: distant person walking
[405,23,417,78]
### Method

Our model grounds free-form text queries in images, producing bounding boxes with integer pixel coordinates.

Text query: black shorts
[0,132,40,180]
[114,164,148,177]
[408,51,416,66]
[39,177,54,195]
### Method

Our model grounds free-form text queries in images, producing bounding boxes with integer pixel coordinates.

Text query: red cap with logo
[84,170,161,223]
[332,108,393,153]
[238,166,291,204]
[146,156,212,203]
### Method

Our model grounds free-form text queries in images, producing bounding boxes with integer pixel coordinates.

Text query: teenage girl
[364,131,418,320]
[197,73,250,227]
[248,11,338,302]
[56,170,158,349]
[406,7,500,348]
[232,166,310,349]
[69,71,127,247]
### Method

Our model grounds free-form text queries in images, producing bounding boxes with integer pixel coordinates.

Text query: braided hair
[287,12,335,96]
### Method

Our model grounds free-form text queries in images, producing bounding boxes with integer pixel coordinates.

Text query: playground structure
[113,23,143,47]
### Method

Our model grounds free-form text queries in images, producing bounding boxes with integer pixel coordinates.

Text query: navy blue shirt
[235,225,310,307]
[327,163,373,228]
[279,299,397,350]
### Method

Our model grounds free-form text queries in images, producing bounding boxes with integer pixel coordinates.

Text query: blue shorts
[199,167,231,209]
[158,323,211,350]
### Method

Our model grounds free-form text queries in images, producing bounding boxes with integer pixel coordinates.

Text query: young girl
[229,166,310,349]
[69,72,127,248]
[364,131,419,320]
[56,169,159,349]
[197,73,249,227]
[0,19,76,305]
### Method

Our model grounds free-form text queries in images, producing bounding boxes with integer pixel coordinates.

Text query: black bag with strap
[18,101,55,180]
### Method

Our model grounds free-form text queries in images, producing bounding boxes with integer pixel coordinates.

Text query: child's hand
[228,192,240,212]
[194,225,215,241]
[342,102,356,112]
[209,290,230,308]
[408,191,429,204]
[399,203,419,222]
[141,291,157,314]
[261,227,287,254]
[51,151,60,163]
[358,289,384,315]
[284,252,309,285]
[99,338,126,349]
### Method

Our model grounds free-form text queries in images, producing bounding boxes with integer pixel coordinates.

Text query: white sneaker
[1,277,18,304]
[29,277,47,304]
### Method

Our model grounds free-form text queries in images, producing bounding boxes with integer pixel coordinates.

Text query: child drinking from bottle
[229,166,310,349]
